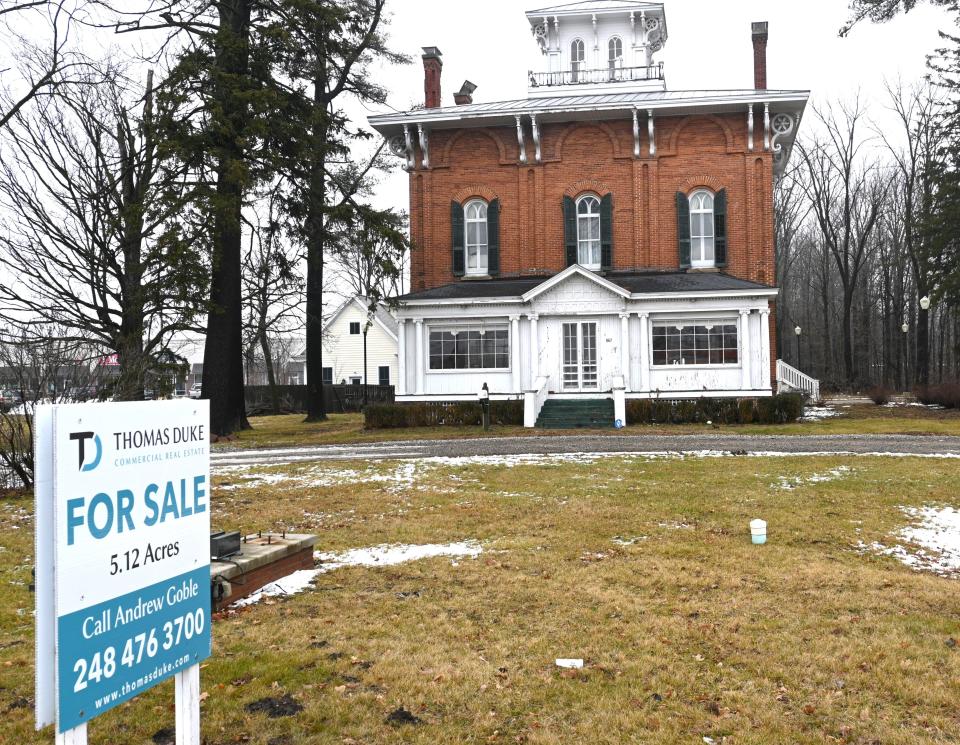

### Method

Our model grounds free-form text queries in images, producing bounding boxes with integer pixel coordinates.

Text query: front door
[562,322,598,391]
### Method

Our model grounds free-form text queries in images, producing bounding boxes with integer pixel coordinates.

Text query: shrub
[867,385,892,406]
[623,394,801,426]
[915,383,960,410]
[364,399,524,429]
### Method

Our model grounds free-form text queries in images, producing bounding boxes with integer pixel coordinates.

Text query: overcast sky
[362,0,955,210]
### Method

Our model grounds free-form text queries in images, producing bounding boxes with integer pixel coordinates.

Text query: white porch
[394,267,778,424]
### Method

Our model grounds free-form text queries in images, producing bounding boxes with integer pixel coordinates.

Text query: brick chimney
[454,80,477,106]
[422,46,443,109]
[752,22,768,90]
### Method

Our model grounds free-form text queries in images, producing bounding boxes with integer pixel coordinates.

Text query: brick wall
[406,112,779,371]
[407,112,777,294]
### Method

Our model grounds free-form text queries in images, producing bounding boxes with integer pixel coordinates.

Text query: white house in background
[294,295,399,387]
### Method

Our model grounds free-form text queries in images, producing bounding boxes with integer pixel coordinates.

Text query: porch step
[536,398,615,429]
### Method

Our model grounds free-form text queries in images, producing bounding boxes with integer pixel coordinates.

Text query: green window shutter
[600,193,613,271]
[451,201,465,276]
[563,196,577,266]
[714,188,728,268]
[487,199,501,276]
[676,192,691,269]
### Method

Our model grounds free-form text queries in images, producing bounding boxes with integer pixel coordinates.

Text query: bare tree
[0,327,106,488]
[0,63,207,400]
[242,187,304,414]
[797,99,887,385]
[0,1,81,130]
[878,81,948,384]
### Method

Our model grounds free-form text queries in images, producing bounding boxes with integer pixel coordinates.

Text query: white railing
[776,359,820,402]
[524,375,550,428]
[528,63,664,88]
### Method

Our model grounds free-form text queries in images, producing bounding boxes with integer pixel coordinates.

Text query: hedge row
[915,383,960,409]
[364,400,525,429]
[626,393,805,425]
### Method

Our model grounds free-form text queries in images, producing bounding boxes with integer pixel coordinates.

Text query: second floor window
[577,195,602,270]
[464,199,488,275]
[349,321,361,335]
[690,190,715,267]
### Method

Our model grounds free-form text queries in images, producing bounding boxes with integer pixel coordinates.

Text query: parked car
[143,389,155,401]
[0,390,22,405]
[189,383,203,399]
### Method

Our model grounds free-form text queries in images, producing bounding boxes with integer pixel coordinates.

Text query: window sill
[428,367,512,375]
[462,274,493,281]
[687,267,721,273]
[651,364,742,370]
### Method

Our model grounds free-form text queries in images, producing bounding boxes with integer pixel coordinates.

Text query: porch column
[760,308,771,390]
[397,319,407,396]
[619,312,631,392]
[414,318,425,395]
[638,313,650,392]
[510,315,521,392]
[740,310,752,391]
[528,314,540,381]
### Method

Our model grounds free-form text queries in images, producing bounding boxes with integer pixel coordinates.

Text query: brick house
[368,0,810,426]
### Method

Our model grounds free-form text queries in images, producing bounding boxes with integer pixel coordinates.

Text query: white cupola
[526,0,668,98]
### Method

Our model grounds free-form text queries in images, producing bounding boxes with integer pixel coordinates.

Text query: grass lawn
[1,453,959,743]
[221,403,960,450]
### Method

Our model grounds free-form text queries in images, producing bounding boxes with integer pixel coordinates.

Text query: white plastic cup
[750,519,767,545]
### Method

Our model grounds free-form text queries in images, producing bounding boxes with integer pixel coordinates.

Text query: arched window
[689,190,715,267]
[570,38,585,82]
[464,199,488,275]
[576,194,602,269]
[608,36,623,79]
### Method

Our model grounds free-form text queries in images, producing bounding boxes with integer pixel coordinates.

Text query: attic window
[349,322,361,335]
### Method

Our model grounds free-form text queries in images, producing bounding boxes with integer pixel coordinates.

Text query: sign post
[35,400,211,743]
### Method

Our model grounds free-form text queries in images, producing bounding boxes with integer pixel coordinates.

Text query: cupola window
[570,39,585,82]
[608,36,623,79]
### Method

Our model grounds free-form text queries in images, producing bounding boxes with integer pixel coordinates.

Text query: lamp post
[919,295,931,386]
[478,382,490,431]
[794,326,802,372]
[902,322,909,392]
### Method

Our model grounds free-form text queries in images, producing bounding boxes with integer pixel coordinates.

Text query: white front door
[562,322,598,391]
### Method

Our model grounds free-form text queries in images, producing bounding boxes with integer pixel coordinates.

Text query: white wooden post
[638,313,650,392]
[396,319,407,396]
[740,310,753,391]
[619,312,631,392]
[510,315,521,393]
[56,725,87,745]
[175,664,201,744]
[528,314,539,381]
[760,309,771,391]
[414,319,425,395]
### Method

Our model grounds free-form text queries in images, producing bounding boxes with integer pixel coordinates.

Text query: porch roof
[398,270,776,303]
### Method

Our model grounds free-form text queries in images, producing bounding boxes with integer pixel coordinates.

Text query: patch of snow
[776,465,852,490]
[230,541,484,608]
[658,521,693,530]
[612,536,647,546]
[801,406,841,421]
[859,505,960,577]
[883,402,946,410]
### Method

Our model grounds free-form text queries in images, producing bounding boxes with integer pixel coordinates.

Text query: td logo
[69,432,102,472]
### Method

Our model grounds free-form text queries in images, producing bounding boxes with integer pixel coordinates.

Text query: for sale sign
[35,400,211,733]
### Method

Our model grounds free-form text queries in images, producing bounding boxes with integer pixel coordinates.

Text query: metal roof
[399,272,776,303]
[368,88,809,132]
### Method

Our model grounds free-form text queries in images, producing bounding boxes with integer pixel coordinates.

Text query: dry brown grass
[1,454,959,744]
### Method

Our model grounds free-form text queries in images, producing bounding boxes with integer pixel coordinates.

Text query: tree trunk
[842,287,855,387]
[202,0,252,437]
[304,71,328,422]
[260,332,280,414]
